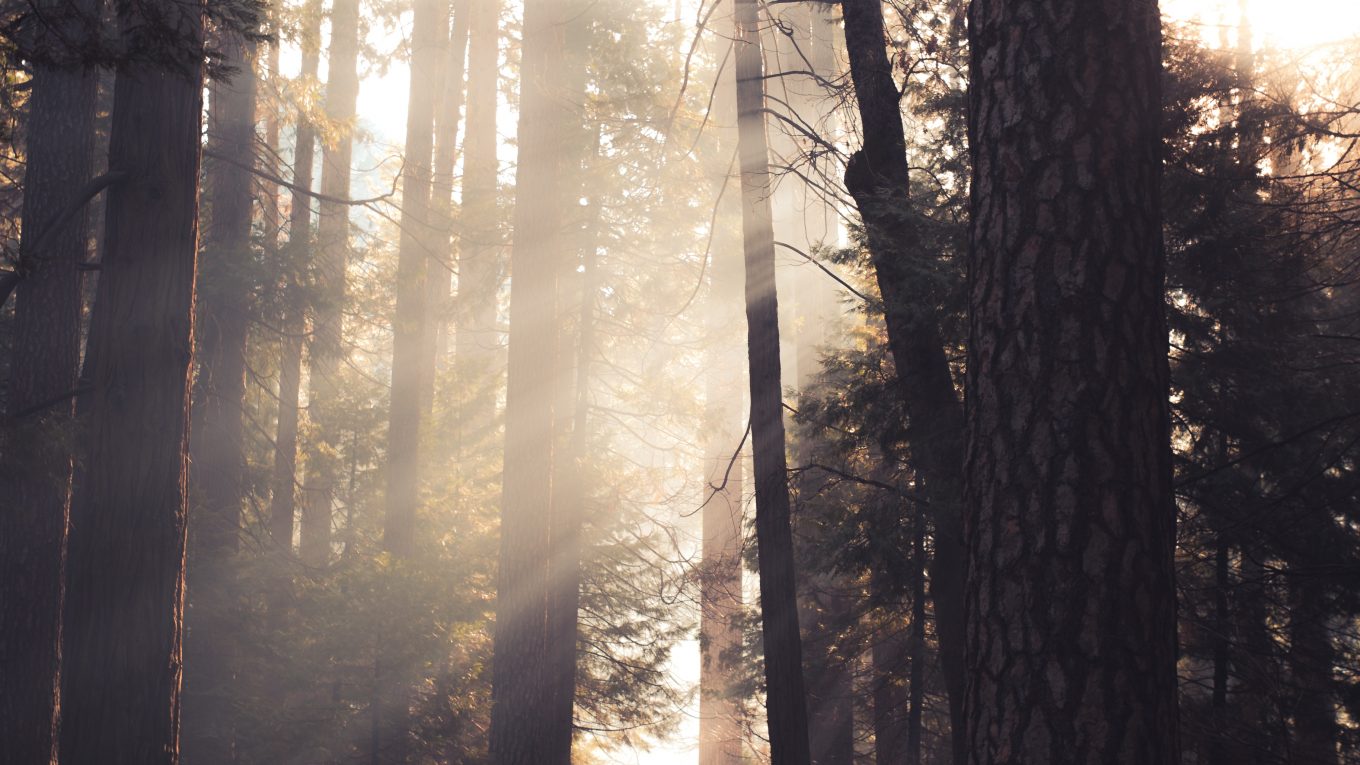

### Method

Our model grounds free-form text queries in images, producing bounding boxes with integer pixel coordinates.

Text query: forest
[1,0,1358,763]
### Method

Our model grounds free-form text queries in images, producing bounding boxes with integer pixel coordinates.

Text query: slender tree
[302,0,362,567]
[733,0,812,762]
[838,2,968,755]
[962,0,1179,762]
[59,0,206,761]
[0,0,98,760]
[182,29,258,765]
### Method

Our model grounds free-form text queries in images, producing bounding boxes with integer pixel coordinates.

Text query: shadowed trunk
[733,0,812,762]
[0,1,98,759]
[838,3,967,758]
[59,1,205,761]
[962,0,1180,761]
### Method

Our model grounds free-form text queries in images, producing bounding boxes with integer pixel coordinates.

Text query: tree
[838,2,968,756]
[0,0,98,760]
[733,0,812,762]
[961,0,1179,761]
[58,0,206,761]
[182,27,259,765]
[303,0,363,568]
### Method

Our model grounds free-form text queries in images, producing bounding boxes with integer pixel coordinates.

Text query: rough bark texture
[59,2,205,761]
[302,0,362,568]
[453,0,502,454]
[0,0,98,758]
[488,0,570,760]
[734,0,812,762]
[182,33,257,765]
[962,0,1180,762]
[838,4,968,758]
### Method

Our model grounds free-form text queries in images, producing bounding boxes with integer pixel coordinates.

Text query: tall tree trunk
[59,1,205,761]
[0,1,98,759]
[488,0,572,760]
[273,0,323,556]
[1208,534,1231,765]
[962,0,1179,762]
[423,0,471,412]
[870,579,910,765]
[302,0,362,568]
[453,0,502,453]
[733,0,812,762]
[376,0,447,760]
[1287,574,1338,765]
[838,3,967,758]
[182,31,258,765]
[906,512,926,765]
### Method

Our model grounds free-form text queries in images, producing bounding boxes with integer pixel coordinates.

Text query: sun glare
[1164,0,1360,49]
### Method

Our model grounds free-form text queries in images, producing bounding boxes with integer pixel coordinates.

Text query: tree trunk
[488,0,573,760]
[59,1,205,761]
[453,0,502,454]
[962,0,1179,762]
[838,3,968,758]
[273,0,323,557]
[423,0,471,412]
[1287,575,1338,765]
[733,0,812,762]
[301,0,361,569]
[182,31,258,765]
[0,0,97,759]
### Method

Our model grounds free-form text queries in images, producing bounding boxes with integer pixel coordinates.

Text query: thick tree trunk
[301,0,362,568]
[182,32,258,765]
[837,3,967,758]
[59,2,205,762]
[962,0,1179,762]
[733,0,812,762]
[488,0,573,760]
[453,0,502,451]
[0,1,98,758]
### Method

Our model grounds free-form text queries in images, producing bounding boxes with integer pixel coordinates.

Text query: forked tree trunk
[183,31,258,765]
[733,0,812,762]
[962,0,1179,761]
[0,1,98,759]
[59,2,205,762]
[302,0,362,568]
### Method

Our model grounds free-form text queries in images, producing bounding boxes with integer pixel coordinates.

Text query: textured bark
[182,33,257,765]
[301,0,361,569]
[837,4,968,758]
[423,0,471,411]
[488,0,571,760]
[452,0,502,446]
[733,0,812,762]
[962,0,1179,762]
[59,1,205,761]
[1287,576,1338,765]
[272,0,322,556]
[0,0,98,758]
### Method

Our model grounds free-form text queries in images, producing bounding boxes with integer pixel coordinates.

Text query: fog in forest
[2,0,1359,764]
